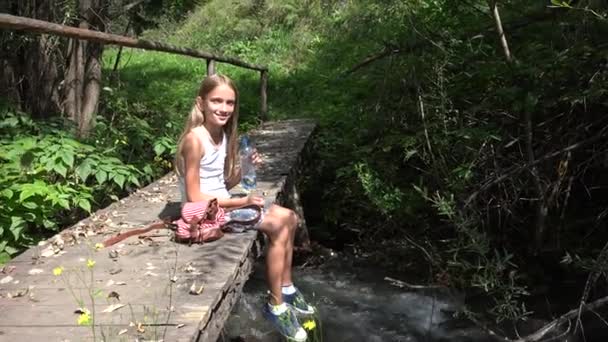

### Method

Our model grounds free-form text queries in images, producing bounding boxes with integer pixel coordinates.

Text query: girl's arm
[182,132,214,202]
[224,166,241,190]
[183,133,263,209]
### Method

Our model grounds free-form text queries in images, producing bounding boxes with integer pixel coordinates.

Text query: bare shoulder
[181,130,205,159]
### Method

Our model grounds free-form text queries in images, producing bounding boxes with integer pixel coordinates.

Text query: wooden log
[0,13,267,72]
[260,70,268,121]
[206,59,215,76]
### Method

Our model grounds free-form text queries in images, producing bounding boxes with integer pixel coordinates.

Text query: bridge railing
[0,13,269,120]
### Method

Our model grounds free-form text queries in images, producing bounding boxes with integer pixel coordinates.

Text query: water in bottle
[240,135,257,191]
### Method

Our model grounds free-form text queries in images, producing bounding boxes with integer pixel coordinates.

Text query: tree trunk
[64,0,106,138]
[65,31,85,122]
[80,40,103,137]
[2,0,62,118]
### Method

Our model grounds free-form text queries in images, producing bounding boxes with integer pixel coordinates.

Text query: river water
[220,254,494,342]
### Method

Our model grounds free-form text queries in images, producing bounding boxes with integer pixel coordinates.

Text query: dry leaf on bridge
[102,303,125,313]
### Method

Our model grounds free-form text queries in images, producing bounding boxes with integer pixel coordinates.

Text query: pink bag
[174,199,226,243]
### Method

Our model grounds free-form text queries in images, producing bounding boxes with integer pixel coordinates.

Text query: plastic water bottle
[240,135,257,191]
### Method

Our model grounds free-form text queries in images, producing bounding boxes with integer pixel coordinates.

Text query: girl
[175,74,313,342]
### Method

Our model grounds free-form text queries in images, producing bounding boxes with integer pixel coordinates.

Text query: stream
[219,254,495,342]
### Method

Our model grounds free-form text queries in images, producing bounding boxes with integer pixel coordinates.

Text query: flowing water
[220,255,494,342]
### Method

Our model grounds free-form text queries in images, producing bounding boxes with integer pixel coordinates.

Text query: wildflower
[52,266,64,276]
[86,259,96,269]
[94,243,104,251]
[302,319,316,331]
[77,309,92,326]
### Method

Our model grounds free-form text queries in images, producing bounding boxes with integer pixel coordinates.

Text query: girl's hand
[246,195,264,207]
[251,149,263,166]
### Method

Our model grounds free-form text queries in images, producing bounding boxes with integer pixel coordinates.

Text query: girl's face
[198,84,236,127]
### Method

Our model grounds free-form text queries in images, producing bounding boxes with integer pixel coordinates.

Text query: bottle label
[241,174,257,191]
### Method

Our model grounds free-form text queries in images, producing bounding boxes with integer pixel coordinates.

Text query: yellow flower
[52,266,64,276]
[94,243,104,251]
[302,319,316,331]
[77,309,91,326]
[86,259,96,269]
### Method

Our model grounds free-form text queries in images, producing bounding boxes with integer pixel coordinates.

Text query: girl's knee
[284,209,298,233]
[262,218,289,241]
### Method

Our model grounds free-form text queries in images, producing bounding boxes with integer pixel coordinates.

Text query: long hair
[175,74,240,182]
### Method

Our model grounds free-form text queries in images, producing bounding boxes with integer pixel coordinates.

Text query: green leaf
[75,159,94,182]
[57,198,70,210]
[19,188,37,202]
[9,217,26,241]
[154,143,167,156]
[77,198,91,213]
[22,201,38,210]
[95,170,108,184]
[59,150,75,168]
[43,219,57,229]
[4,245,19,255]
[113,174,126,189]
[0,116,19,128]
[53,163,68,178]
[129,175,141,187]
[1,189,13,199]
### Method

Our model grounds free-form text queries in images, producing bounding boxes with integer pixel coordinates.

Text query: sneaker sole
[288,303,315,315]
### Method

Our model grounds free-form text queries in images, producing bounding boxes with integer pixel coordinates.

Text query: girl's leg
[265,205,298,286]
[257,207,294,304]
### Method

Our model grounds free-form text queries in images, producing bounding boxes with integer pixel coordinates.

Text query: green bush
[0,109,143,261]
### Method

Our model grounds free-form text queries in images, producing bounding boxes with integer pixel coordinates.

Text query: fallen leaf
[1,265,16,274]
[108,268,122,275]
[0,276,13,284]
[118,329,128,336]
[28,268,44,275]
[137,322,145,333]
[189,282,204,295]
[118,249,133,256]
[177,323,185,328]
[170,276,178,283]
[107,291,120,301]
[102,303,125,313]
[115,281,127,285]
[7,288,29,298]
[40,246,55,257]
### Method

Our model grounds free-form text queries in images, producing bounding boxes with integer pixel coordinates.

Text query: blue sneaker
[262,304,307,342]
[284,289,316,315]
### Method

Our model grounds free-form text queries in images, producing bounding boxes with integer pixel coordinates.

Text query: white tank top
[179,131,230,202]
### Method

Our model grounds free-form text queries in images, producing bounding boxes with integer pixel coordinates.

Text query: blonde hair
[175,74,240,182]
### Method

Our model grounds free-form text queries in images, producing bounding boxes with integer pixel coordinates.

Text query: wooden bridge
[0,119,315,341]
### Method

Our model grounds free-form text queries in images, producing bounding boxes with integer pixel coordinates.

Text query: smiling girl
[175,74,313,342]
